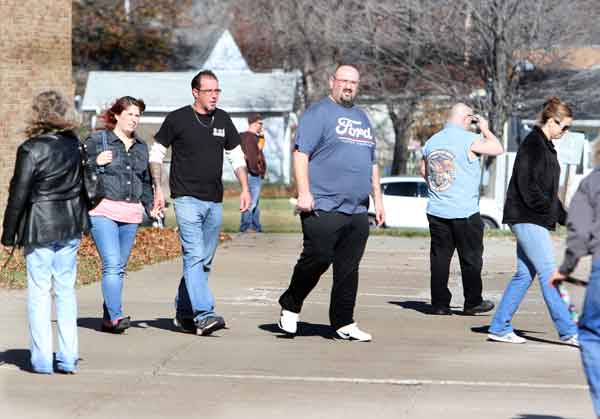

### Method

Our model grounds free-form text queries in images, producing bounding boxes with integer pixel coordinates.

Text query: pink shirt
[89,198,144,224]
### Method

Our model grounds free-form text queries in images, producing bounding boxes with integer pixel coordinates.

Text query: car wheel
[481,216,498,230]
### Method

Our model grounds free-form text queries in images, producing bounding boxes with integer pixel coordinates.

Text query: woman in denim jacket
[85,96,153,333]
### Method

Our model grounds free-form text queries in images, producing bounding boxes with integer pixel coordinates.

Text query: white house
[82,29,301,186]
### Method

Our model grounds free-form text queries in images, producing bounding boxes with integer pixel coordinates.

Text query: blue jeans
[25,237,80,374]
[90,216,138,321]
[173,196,223,322]
[240,174,262,232]
[489,223,577,340]
[580,259,600,417]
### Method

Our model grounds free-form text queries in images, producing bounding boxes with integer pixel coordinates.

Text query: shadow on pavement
[259,322,335,340]
[471,326,571,347]
[0,349,30,371]
[471,325,545,335]
[77,317,102,332]
[516,334,578,347]
[131,318,179,332]
[471,325,491,334]
[388,300,462,315]
[513,415,571,419]
[78,317,178,333]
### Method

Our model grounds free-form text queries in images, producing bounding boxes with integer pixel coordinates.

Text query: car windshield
[383,181,428,198]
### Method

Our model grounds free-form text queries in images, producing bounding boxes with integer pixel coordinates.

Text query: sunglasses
[553,118,571,133]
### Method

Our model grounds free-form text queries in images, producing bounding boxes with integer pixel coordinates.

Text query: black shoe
[173,315,197,334]
[430,306,452,315]
[195,315,226,336]
[463,300,495,315]
[55,367,76,375]
[101,316,131,334]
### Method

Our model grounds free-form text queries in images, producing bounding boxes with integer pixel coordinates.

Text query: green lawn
[162,197,523,238]
[163,197,301,233]
[221,197,300,233]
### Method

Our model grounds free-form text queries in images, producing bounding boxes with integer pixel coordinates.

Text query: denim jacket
[84,130,153,213]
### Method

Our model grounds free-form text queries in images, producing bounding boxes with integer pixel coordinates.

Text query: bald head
[448,103,474,129]
[329,65,360,107]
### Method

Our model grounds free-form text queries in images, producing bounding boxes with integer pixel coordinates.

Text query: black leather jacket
[84,130,153,214]
[1,130,90,247]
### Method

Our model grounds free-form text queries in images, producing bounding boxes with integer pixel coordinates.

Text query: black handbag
[80,131,108,209]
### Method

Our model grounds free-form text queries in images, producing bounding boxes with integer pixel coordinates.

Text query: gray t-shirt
[295,97,376,214]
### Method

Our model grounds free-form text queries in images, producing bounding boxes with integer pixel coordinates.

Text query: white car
[368,176,504,229]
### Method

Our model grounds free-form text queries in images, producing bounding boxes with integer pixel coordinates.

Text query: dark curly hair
[99,96,146,130]
[25,90,77,137]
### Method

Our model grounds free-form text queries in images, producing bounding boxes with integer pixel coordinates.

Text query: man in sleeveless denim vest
[420,103,503,315]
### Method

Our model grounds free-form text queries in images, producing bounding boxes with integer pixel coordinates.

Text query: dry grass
[0,228,232,290]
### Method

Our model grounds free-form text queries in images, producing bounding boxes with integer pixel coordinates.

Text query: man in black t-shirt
[149,70,250,336]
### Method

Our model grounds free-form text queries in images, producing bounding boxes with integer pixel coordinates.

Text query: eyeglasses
[553,118,571,133]
[195,89,222,95]
[333,77,359,86]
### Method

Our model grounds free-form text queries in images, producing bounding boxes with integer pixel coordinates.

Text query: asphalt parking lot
[0,233,594,419]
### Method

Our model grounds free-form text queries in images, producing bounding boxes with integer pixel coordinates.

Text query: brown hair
[332,63,360,78]
[191,70,218,90]
[99,96,146,130]
[247,112,262,124]
[25,90,77,137]
[538,96,573,125]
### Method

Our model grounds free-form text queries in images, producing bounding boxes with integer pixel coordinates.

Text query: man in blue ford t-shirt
[420,103,503,316]
[277,64,385,342]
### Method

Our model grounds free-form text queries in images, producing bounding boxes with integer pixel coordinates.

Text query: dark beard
[340,98,354,108]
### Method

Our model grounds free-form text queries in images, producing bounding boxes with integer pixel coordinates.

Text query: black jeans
[427,213,484,309]
[279,211,369,329]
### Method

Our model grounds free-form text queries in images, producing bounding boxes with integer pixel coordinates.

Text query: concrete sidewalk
[0,233,594,419]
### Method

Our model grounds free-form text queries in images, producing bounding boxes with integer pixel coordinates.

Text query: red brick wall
[0,1,72,225]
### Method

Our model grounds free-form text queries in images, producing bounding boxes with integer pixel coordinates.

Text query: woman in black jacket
[488,97,578,346]
[1,91,90,374]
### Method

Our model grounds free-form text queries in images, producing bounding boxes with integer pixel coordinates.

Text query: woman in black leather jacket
[85,96,153,334]
[1,91,90,374]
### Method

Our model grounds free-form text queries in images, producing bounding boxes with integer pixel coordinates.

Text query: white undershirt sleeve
[225,145,247,171]
[149,142,167,164]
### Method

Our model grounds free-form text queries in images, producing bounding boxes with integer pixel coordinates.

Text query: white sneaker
[562,335,580,348]
[487,332,526,344]
[336,323,372,342]
[278,310,299,334]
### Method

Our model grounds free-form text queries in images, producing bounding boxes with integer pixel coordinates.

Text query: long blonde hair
[25,90,77,137]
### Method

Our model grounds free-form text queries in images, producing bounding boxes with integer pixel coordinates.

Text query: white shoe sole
[277,320,297,334]
[197,319,226,336]
[487,333,526,344]
[336,331,372,342]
